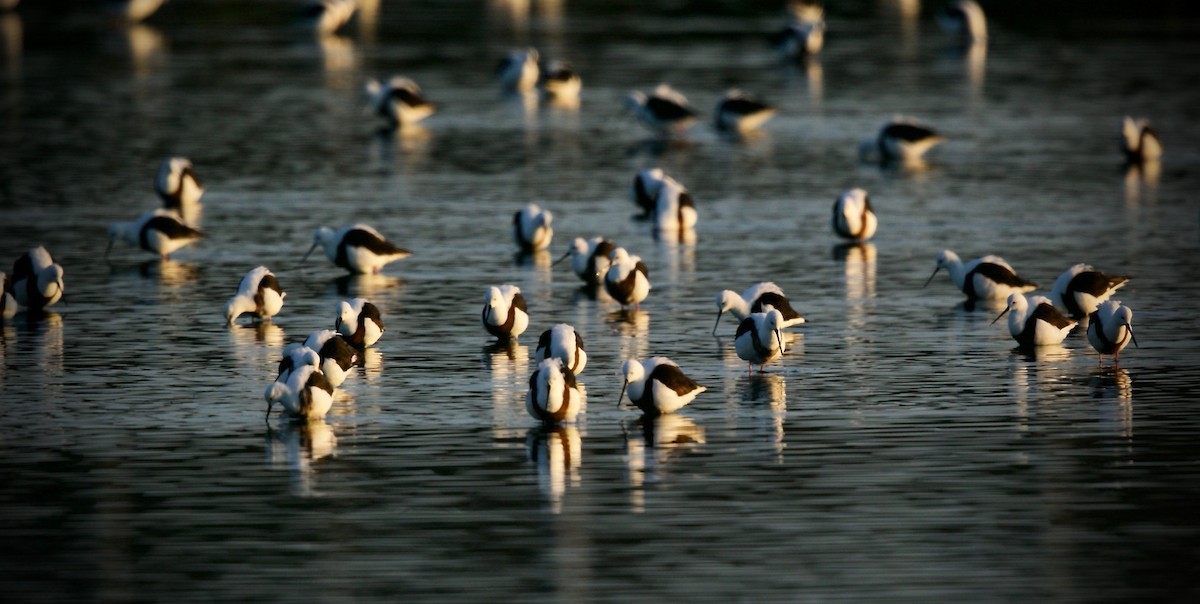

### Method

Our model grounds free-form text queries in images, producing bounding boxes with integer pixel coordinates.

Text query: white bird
[1049,264,1130,319]
[558,237,618,286]
[303,223,412,274]
[107,209,205,260]
[539,60,581,103]
[497,48,540,93]
[859,118,945,166]
[274,344,321,386]
[626,84,698,135]
[713,282,805,335]
[734,309,786,374]
[304,329,359,388]
[482,285,529,341]
[365,76,437,128]
[534,324,587,376]
[618,357,706,416]
[1087,300,1138,367]
[155,157,204,218]
[770,19,824,59]
[513,204,554,253]
[653,177,698,236]
[10,246,64,310]
[992,293,1077,348]
[224,266,285,325]
[304,0,357,35]
[264,364,335,422]
[526,358,584,424]
[936,0,987,41]
[832,188,878,242]
[1121,116,1163,163]
[1,273,18,319]
[603,247,651,310]
[335,298,384,349]
[630,168,666,218]
[924,250,1038,301]
[713,89,777,133]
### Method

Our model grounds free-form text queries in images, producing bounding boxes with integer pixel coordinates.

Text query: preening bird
[224,266,285,325]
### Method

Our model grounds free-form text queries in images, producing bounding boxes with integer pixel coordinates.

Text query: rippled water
[2,0,1200,601]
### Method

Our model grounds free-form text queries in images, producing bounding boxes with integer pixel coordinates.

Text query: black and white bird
[559,237,618,286]
[859,118,945,166]
[264,364,335,422]
[274,344,321,386]
[832,188,878,242]
[626,84,698,136]
[769,19,825,59]
[10,246,65,310]
[1087,300,1138,367]
[734,309,786,374]
[482,285,529,341]
[526,358,584,424]
[335,297,384,349]
[224,266,285,325]
[630,168,670,218]
[992,293,1077,348]
[1121,116,1163,163]
[497,48,540,93]
[652,177,698,236]
[539,60,581,104]
[304,329,359,388]
[604,247,651,310]
[714,89,776,134]
[1049,264,1130,319]
[303,0,357,35]
[107,209,205,260]
[936,0,988,42]
[155,157,204,222]
[513,204,554,253]
[713,282,805,335]
[0,273,16,320]
[534,324,587,376]
[618,357,706,416]
[925,250,1038,301]
[303,224,412,274]
[365,76,437,128]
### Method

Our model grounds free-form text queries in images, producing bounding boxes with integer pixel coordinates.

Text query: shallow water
[2,0,1200,601]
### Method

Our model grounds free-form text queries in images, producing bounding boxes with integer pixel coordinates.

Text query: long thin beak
[922,267,940,288]
[774,328,784,354]
[265,400,273,423]
[617,381,628,407]
[301,242,318,263]
[991,308,1009,326]
[711,309,723,336]
[1127,324,1139,348]
[551,250,571,266]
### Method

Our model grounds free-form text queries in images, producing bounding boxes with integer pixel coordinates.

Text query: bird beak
[1127,324,1139,348]
[265,400,273,423]
[711,310,723,336]
[301,242,318,263]
[774,328,784,354]
[991,307,1010,326]
[617,381,627,407]
[922,267,940,288]
[551,250,571,266]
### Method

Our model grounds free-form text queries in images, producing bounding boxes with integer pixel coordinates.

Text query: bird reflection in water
[608,309,650,362]
[835,242,876,335]
[318,33,357,89]
[526,424,582,514]
[486,340,531,441]
[329,273,404,299]
[372,124,433,172]
[624,414,705,513]
[739,373,787,462]
[127,23,166,77]
[266,420,338,497]
[1124,160,1160,207]
[1089,368,1133,443]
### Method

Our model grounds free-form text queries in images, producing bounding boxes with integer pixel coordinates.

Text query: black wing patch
[882,122,937,142]
[719,97,770,116]
[973,262,1037,289]
[342,228,410,256]
[646,96,695,122]
[648,363,702,396]
[752,291,802,322]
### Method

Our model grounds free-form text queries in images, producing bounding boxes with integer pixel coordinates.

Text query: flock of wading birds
[1,1,1158,426]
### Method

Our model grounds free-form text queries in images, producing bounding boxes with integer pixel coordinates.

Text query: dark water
[2,0,1200,601]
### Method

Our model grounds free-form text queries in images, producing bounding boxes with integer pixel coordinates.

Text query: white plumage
[107,209,205,259]
[513,204,554,253]
[619,357,706,416]
[335,298,384,349]
[224,266,285,325]
[1121,116,1163,163]
[303,223,412,275]
[925,250,1038,300]
[832,188,877,242]
[497,48,540,93]
[734,309,786,373]
[264,364,335,422]
[1087,300,1137,366]
[526,358,584,424]
[482,285,529,340]
[534,324,587,376]
[365,76,437,127]
[992,293,1077,348]
[10,246,65,310]
[713,282,805,334]
[603,247,651,310]
[626,84,698,135]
